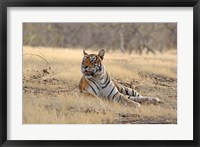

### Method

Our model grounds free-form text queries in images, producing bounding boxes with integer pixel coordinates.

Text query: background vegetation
[23,23,176,54]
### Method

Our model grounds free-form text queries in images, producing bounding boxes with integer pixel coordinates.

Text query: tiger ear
[83,50,88,56]
[98,49,105,60]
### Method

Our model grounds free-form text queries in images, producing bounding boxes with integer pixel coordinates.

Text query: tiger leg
[114,82,142,97]
[115,83,159,104]
[79,76,100,99]
[128,96,160,104]
[81,91,99,99]
[112,92,141,108]
[80,91,107,112]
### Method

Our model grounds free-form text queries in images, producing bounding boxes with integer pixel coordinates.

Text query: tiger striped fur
[78,49,159,107]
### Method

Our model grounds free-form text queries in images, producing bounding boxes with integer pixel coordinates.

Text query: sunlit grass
[23,46,177,124]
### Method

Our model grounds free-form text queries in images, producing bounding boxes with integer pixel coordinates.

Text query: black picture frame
[0,0,199,146]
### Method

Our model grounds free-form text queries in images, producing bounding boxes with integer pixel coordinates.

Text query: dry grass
[23,46,177,124]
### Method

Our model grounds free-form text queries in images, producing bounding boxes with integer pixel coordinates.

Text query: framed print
[0,0,199,146]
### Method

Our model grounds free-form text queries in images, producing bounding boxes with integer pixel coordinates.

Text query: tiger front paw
[149,97,160,104]
[129,96,160,105]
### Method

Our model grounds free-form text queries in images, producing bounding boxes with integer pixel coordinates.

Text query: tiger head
[81,49,105,78]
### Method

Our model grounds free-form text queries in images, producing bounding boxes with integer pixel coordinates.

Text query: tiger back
[78,49,159,107]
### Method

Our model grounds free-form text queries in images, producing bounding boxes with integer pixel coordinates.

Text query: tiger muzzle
[84,69,94,76]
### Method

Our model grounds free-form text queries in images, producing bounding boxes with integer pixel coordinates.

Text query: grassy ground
[23,46,177,124]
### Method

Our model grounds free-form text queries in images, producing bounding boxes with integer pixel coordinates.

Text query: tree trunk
[119,24,125,53]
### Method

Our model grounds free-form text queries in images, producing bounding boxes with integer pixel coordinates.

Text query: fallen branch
[23,53,49,65]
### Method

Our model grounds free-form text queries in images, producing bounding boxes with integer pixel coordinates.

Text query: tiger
[78,49,159,107]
